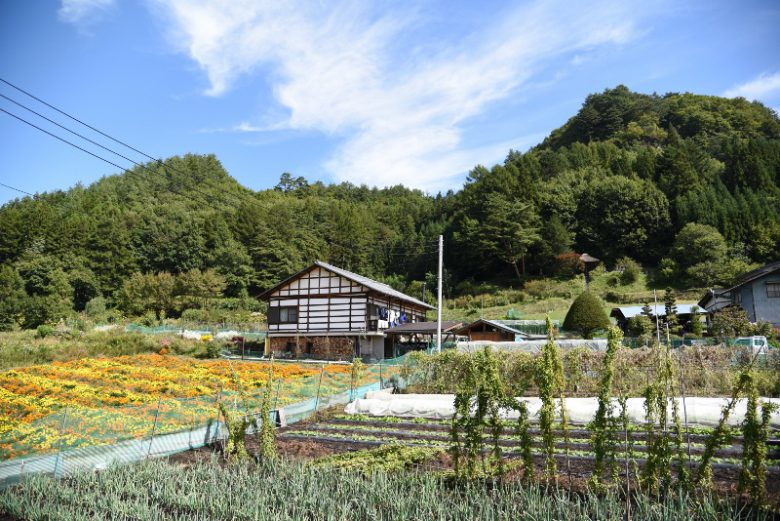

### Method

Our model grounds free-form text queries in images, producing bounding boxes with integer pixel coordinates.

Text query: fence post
[379,362,384,389]
[212,389,224,450]
[52,407,69,479]
[273,378,282,412]
[349,362,356,402]
[314,366,325,411]
[146,396,163,459]
[678,365,692,474]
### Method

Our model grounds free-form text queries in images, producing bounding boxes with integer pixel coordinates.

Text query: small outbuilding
[455,319,551,342]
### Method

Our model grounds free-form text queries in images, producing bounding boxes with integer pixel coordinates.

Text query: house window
[767,282,780,298]
[268,306,299,324]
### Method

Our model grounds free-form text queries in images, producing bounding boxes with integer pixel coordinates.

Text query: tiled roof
[258,261,434,309]
[314,261,433,309]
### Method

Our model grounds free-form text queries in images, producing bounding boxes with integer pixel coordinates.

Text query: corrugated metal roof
[456,319,532,338]
[384,321,463,334]
[314,261,434,309]
[611,304,701,319]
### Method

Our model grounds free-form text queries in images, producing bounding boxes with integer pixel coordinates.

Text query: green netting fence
[125,324,266,340]
[0,355,419,488]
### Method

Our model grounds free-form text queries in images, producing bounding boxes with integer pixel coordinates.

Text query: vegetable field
[279,414,780,483]
[1,457,774,521]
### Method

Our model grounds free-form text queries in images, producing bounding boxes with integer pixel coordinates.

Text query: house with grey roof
[258,261,434,360]
[699,261,780,328]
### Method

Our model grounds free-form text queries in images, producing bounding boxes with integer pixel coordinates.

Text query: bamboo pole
[52,407,69,478]
[146,396,163,459]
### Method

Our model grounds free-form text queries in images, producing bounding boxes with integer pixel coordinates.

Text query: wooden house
[698,261,780,328]
[259,261,433,360]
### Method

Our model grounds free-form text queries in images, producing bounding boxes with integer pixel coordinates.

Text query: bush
[562,291,610,339]
[710,305,752,339]
[84,296,107,318]
[615,257,641,285]
[139,312,159,327]
[656,258,678,284]
[524,279,572,300]
[35,325,55,339]
[554,251,584,277]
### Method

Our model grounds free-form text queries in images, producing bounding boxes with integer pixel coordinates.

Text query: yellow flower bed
[0,354,357,460]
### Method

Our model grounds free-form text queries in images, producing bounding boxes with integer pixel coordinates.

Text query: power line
[0,182,35,197]
[0,92,245,211]
[1,93,145,169]
[1,107,129,172]
[1,77,431,223]
[0,79,446,238]
[0,77,259,211]
[0,77,157,163]
[0,81,248,211]
[0,107,222,211]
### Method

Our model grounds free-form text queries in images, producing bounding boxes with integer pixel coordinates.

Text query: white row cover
[457,339,608,353]
[345,393,780,428]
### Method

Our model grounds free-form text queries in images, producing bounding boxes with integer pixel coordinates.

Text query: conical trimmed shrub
[563,291,610,339]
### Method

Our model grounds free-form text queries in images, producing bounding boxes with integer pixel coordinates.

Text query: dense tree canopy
[0,86,778,327]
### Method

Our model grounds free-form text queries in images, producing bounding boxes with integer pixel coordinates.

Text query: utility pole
[653,289,661,346]
[437,235,443,354]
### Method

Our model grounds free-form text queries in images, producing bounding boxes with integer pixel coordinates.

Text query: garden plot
[0,354,378,460]
[275,412,780,498]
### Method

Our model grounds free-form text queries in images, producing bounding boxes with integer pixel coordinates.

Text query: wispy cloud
[58,0,114,27]
[154,0,652,191]
[723,72,780,101]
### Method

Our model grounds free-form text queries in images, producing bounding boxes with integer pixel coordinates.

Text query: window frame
[268,305,299,324]
[767,281,780,299]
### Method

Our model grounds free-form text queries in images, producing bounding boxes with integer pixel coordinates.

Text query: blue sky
[1,0,779,203]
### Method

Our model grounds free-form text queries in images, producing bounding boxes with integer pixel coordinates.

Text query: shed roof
[384,321,463,335]
[610,304,701,320]
[456,319,533,337]
[258,260,434,309]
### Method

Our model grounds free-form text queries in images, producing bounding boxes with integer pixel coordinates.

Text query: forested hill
[1,86,779,325]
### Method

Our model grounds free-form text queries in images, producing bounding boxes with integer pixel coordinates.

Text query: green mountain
[1,86,778,327]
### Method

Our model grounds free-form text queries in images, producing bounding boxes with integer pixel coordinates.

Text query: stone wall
[269,336,356,360]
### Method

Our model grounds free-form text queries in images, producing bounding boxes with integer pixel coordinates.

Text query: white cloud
[723,72,780,101]
[58,0,114,26]
[154,0,651,191]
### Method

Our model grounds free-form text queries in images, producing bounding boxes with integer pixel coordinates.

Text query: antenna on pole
[437,234,443,354]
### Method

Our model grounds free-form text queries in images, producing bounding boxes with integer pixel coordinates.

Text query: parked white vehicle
[733,336,769,355]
